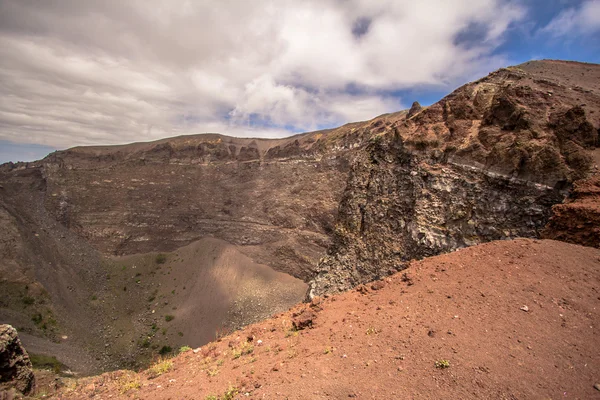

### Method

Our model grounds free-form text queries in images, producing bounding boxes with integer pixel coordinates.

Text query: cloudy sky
[1,0,599,162]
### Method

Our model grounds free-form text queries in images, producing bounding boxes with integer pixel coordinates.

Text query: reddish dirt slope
[52,239,600,399]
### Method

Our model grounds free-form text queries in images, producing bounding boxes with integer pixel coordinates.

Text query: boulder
[0,325,35,395]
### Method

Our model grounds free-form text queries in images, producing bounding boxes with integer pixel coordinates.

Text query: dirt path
[52,238,600,399]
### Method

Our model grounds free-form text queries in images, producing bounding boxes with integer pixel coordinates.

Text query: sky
[0,0,599,163]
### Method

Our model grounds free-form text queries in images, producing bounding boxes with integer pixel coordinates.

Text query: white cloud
[542,0,600,37]
[0,0,525,149]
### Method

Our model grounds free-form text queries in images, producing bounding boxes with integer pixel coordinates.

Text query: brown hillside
[1,60,599,376]
[51,239,600,399]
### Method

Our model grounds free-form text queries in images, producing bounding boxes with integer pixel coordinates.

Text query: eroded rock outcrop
[0,325,35,395]
[308,60,600,297]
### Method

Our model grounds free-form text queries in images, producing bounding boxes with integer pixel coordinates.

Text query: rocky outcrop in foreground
[0,325,35,395]
[542,175,600,247]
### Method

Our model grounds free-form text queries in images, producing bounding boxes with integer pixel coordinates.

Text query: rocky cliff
[308,60,600,296]
[0,59,598,374]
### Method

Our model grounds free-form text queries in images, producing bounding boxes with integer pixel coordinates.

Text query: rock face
[542,175,600,248]
[308,60,600,296]
[0,325,35,395]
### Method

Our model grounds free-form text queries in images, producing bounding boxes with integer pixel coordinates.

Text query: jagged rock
[0,325,35,395]
[407,101,423,118]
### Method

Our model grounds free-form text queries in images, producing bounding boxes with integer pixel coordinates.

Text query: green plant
[179,345,192,353]
[223,385,239,400]
[205,396,218,400]
[435,359,450,369]
[232,341,254,359]
[31,313,43,325]
[117,372,140,393]
[207,366,219,377]
[22,296,35,306]
[159,345,172,355]
[155,254,167,264]
[29,353,65,374]
[165,314,174,322]
[148,357,173,377]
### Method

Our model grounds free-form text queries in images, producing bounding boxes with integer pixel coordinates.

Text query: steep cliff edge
[309,60,600,296]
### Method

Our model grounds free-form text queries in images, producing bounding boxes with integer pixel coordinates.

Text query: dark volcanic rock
[0,325,35,395]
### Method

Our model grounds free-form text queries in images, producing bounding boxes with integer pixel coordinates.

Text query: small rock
[594,383,600,392]
[370,281,385,291]
[520,305,529,312]
[292,309,316,330]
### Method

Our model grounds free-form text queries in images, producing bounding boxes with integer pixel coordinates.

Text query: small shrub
[29,353,64,374]
[179,346,192,353]
[155,254,167,264]
[206,366,219,377]
[435,359,450,369]
[117,372,140,393]
[148,357,173,378]
[22,296,35,306]
[232,341,254,359]
[223,385,239,400]
[159,345,172,355]
[31,313,43,325]
[165,314,174,322]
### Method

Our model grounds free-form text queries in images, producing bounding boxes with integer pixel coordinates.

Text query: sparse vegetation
[435,359,451,369]
[232,341,254,359]
[148,357,173,378]
[165,314,174,322]
[223,385,239,400]
[179,345,192,353]
[366,327,379,335]
[22,296,35,306]
[31,313,43,325]
[159,345,173,355]
[30,353,65,374]
[117,372,140,393]
[155,254,167,264]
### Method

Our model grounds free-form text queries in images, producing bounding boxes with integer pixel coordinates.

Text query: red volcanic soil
[50,238,600,399]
